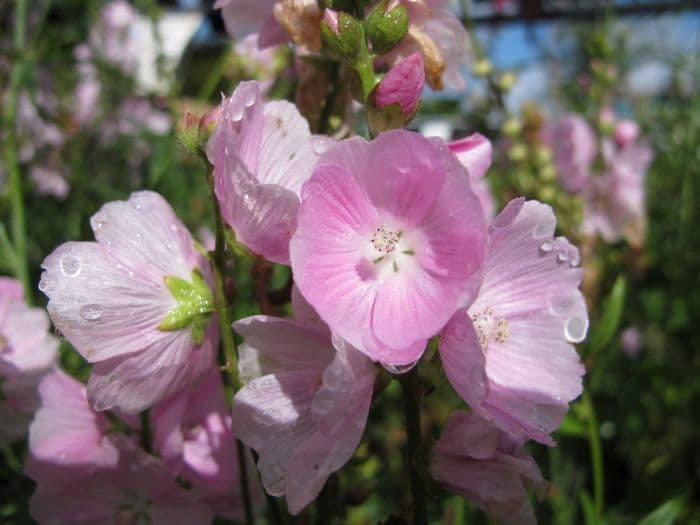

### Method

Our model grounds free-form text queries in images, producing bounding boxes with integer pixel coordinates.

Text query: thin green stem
[400,367,428,525]
[3,0,30,294]
[205,168,254,524]
[236,439,255,525]
[583,389,604,519]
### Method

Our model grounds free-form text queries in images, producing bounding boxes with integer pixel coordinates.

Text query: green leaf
[589,275,626,353]
[158,268,214,345]
[0,222,18,275]
[638,498,684,525]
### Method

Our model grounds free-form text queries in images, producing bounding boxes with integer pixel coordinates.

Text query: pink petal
[448,133,492,180]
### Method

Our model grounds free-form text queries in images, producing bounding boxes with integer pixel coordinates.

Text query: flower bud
[366,0,408,55]
[613,119,639,149]
[368,53,423,135]
[320,9,365,63]
[473,59,493,77]
[598,107,615,135]
[375,53,424,117]
[176,112,202,155]
[497,71,516,91]
[502,117,521,137]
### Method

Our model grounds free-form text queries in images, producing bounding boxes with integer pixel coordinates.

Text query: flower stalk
[400,366,428,525]
[3,0,30,295]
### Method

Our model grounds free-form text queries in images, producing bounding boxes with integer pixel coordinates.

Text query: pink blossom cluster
[547,110,653,246]
[215,0,471,90]
[30,79,588,523]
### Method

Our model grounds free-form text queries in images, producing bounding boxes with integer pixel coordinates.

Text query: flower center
[371,227,401,254]
[472,307,509,352]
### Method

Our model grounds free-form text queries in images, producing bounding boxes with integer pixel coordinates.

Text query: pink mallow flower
[215,0,287,48]
[439,199,587,445]
[40,191,218,413]
[448,132,496,221]
[547,113,597,194]
[0,278,58,445]
[152,369,261,521]
[431,411,547,525]
[290,130,486,366]
[375,52,425,118]
[26,368,212,524]
[232,287,376,514]
[207,80,324,264]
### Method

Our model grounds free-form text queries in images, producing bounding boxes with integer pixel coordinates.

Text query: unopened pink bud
[613,119,639,149]
[322,8,340,35]
[199,105,222,134]
[375,52,424,117]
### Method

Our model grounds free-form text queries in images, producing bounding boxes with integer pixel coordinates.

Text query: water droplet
[382,360,417,375]
[231,105,245,121]
[38,275,56,293]
[312,137,329,155]
[539,239,553,252]
[130,192,154,212]
[60,253,81,277]
[564,316,588,343]
[568,250,581,267]
[86,275,103,289]
[243,90,257,108]
[80,304,104,321]
[557,249,569,262]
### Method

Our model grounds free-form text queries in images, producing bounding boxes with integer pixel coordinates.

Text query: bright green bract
[158,268,214,345]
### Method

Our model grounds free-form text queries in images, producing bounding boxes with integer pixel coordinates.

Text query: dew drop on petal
[312,137,329,155]
[564,316,588,343]
[382,360,417,375]
[231,105,245,121]
[243,90,257,108]
[130,192,154,212]
[557,249,569,262]
[39,274,56,293]
[80,304,104,321]
[539,239,553,252]
[60,253,81,277]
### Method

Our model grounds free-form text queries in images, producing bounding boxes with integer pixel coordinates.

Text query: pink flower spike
[375,53,424,117]
[152,369,262,520]
[30,435,213,525]
[0,278,58,445]
[207,80,326,264]
[439,199,587,445]
[431,411,547,525]
[290,130,486,366]
[40,191,218,413]
[232,301,375,514]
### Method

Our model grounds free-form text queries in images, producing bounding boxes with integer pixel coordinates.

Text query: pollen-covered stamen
[471,307,509,352]
[371,227,401,254]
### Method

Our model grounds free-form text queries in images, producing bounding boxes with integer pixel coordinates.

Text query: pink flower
[215,0,287,48]
[379,0,471,90]
[582,136,652,246]
[30,165,70,200]
[0,278,58,445]
[25,368,119,482]
[30,434,213,525]
[232,288,376,514]
[620,326,642,358]
[375,52,424,117]
[613,119,640,148]
[90,0,138,73]
[290,130,486,365]
[152,369,260,520]
[448,132,496,221]
[40,191,218,413]
[207,80,324,264]
[439,199,587,445]
[431,411,547,525]
[547,113,597,194]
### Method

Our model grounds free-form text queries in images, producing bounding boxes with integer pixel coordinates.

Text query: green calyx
[158,268,214,345]
[321,12,365,63]
[366,1,408,55]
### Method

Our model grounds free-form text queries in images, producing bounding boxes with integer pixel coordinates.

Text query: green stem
[3,0,29,294]
[353,54,380,104]
[583,389,604,519]
[400,367,428,525]
[236,439,255,525]
[205,168,255,525]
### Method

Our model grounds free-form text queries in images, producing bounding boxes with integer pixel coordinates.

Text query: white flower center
[472,307,509,352]
[366,226,416,277]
